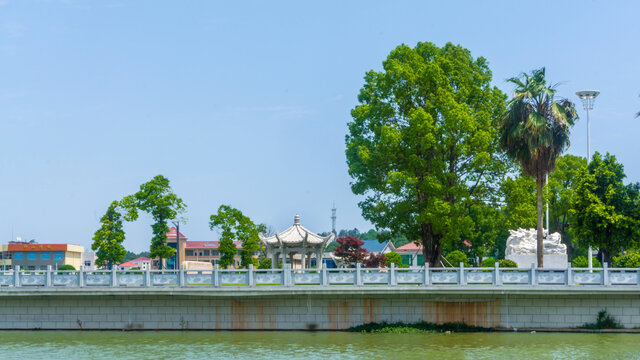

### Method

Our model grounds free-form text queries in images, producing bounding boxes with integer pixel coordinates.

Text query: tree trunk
[536,176,545,268]
[421,223,443,267]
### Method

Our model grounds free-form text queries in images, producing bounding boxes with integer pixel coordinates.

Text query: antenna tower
[331,203,337,234]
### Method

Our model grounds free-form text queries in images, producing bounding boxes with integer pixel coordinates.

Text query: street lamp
[576,89,600,270]
[576,90,600,163]
[171,220,180,270]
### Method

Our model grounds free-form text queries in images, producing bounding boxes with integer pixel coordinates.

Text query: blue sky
[1,1,638,252]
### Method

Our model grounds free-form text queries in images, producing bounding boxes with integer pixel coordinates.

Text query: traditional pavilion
[259,214,335,269]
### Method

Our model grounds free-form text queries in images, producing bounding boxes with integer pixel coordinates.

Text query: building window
[41,252,50,260]
[186,250,194,256]
[54,252,63,261]
[14,252,23,260]
[84,261,91,267]
[27,252,37,260]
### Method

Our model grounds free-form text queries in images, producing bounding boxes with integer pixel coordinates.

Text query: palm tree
[500,68,578,267]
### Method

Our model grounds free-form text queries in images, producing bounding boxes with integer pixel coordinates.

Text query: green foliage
[384,251,402,266]
[209,205,263,268]
[91,201,127,269]
[445,250,469,267]
[57,264,75,271]
[465,202,508,262]
[482,258,496,268]
[547,155,587,255]
[122,175,186,269]
[348,321,488,333]
[123,251,150,262]
[346,42,508,266]
[500,68,578,268]
[498,259,518,268]
[258,258,272,269]
[570,152,640,261]
[572,256,601,268]
[580,310,623,329]
[501,175,537,230]
[613,253,640,268]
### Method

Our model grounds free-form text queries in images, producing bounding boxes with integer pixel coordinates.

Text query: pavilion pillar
[289,252,295,269]
[301,250,306,269]
[272,252,278,269]
[306,252,312,269]
[316,250,323,269]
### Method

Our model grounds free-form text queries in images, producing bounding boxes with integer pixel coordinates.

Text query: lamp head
[576,90,600,110]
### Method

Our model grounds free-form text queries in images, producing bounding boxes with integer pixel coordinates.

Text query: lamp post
[576,90,600,270]
[171,221,180,270]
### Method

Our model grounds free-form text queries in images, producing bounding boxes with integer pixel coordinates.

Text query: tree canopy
[570,152,640,262]
[91,201,127,269]
[122,175,186,269]
[346,42,507,266]
[209,205,265,268]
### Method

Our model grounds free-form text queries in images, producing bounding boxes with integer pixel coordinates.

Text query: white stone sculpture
[505,228,568,268]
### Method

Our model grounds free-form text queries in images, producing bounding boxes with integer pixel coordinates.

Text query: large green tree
[346,42,507,266]
[209,205,265,268]
[122,175,186,270]
[570,152,640,263]
[499,68,578,267]
[91,201,127,269]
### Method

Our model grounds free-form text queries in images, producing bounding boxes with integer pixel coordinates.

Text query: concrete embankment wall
[1,290,639,330]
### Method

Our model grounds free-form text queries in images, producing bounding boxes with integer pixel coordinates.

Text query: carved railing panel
[573,272,602,285]
[327,271,355,284]
[396,271,422,284]
[20,274,45,286]
[220,273,247,286]
[465,271,494,284]
[151,273,178,286]
[500,272,529,284]
[431,271,458,284]
[254,272,282,285]
[53,274,78,287]
[362,271,388,284]
[118,274,144,287]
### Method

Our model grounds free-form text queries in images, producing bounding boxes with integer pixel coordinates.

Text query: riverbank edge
[0,328,640,333]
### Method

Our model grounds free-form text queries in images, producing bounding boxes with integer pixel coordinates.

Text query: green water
[0,331,639,359]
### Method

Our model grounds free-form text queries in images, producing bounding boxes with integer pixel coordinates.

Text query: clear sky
[1,1,639,252]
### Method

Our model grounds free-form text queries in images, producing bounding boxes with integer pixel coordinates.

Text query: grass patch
[579,309,623,329]
[348,321,489,333]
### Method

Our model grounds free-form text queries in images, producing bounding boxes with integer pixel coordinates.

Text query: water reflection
[0,331,639,360]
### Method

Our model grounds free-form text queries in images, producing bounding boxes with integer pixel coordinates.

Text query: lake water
[0,331,639,359]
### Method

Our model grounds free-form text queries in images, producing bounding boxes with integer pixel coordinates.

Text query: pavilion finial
[294,214,300,225]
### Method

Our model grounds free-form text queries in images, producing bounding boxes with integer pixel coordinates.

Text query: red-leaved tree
[334,236,368,265]
[364,253,388,268]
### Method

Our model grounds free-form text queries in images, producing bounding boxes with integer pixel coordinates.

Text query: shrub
[580,309,623,329]
[57,264,75,271]
[445,250,469,267]
[258,258,272,269]
[498,259,518,268]
[572,256,601,268]
[481,258,496,268]
[348,321,488,333]
[613,253,640,268]
[384,252,402,266]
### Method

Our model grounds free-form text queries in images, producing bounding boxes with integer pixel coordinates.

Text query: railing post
[530,263,537,285]
[14,265,20,287]
[145,266,151,287]
[459,262,465,286]
[495,263,501,286]
[214,264,220,287]
[111,265,117,287]
[179,265,185,287]
[567,264,573,286]
[46,265,52,287]
[423,263,430,286]
[284,264,292,287]
[390,263,396,286]
[321,266,328,286]
[603,263,610,286]
[79,265,85,288]
[248,264,254,287]
[356,263,362,286]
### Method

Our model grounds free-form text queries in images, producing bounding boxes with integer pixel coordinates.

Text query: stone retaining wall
[1,291,639,330]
